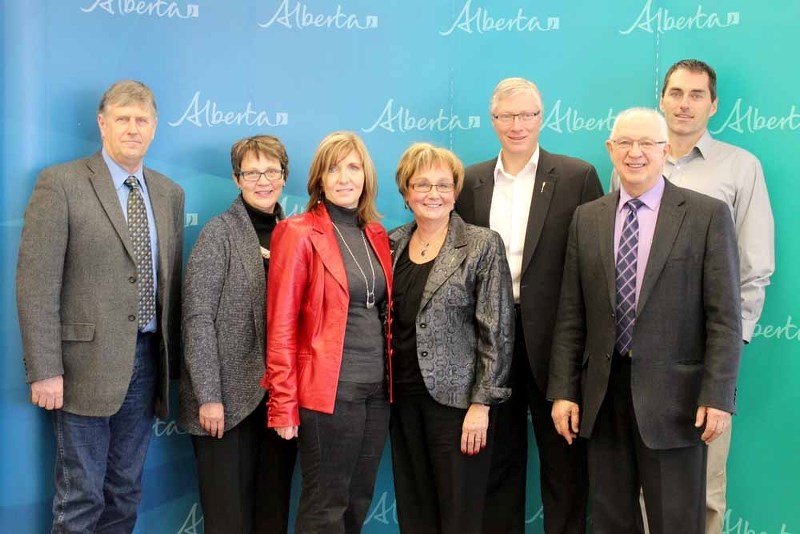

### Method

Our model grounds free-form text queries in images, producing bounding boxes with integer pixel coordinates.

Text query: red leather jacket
[262,203,393,428]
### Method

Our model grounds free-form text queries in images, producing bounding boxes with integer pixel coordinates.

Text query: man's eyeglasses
[410,182,455,193]
[238,169,284,183]
[491,111,542,124]
[609,138,667,151]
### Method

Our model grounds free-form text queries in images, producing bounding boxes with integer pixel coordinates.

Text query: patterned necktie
[125,176,155,329]
[615,198,644,356]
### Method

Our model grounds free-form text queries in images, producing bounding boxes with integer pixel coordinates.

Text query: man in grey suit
[548,108,741,533]
[16,80,184,532]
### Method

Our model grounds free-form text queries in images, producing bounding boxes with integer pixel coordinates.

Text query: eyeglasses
[410,182,455,193]
[610,138,667,151]
[491,111,541,124]
[238,169,284,183]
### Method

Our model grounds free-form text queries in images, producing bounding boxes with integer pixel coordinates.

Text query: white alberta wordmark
[362,98,480,134]
[619,0,738,34]
[168,92,288,128]
[543,100,617,134]
[81,0,199,18]
[440,0,559,35]
[711,99,800,134]
[259,0,378,30]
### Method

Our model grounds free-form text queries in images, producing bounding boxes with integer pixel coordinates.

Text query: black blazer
[547,181,742,449]
[456,148,603,392]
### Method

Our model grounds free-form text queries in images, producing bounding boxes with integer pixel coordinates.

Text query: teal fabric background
[2,1,797,532]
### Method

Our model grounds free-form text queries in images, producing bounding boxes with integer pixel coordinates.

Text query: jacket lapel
[521,148,556,275]
[145,169,174,302]
[419,214,468,312]
[87,153,134,260]
[225,197,269,348]
[637,181,686,314]
[390,224,414,270]
[309,204,349,293]
[598,191,620,310]
[470,159,495,227]
[365,223,392,284]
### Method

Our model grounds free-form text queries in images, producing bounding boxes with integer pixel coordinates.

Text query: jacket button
[129,276,136,283]
[421,351,428,357]
[420,323,427,328]
[128,315,136,322]
[605,353,611,360]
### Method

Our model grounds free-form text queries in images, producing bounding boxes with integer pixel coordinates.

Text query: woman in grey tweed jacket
[178,135,296,534]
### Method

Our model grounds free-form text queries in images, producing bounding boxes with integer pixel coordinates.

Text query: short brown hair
[662,59,718,101]
[230,135,289,181]
[395,143,464,199]
[98,80,157,116]
[306,131,381,226]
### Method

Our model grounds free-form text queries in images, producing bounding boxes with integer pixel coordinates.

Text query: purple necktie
[615,198,644,356]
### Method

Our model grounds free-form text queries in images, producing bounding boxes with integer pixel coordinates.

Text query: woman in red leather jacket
[262,131,393,533]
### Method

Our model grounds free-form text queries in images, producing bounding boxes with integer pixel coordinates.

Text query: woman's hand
[199,402,225,439]
[461,403,490,455]
[275,426,299,440]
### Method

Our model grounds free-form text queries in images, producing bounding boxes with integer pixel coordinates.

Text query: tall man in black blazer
[456,77,603,533]
[17,80,184,532]
[548,108,741,533]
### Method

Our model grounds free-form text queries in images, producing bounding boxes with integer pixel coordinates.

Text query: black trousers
[192,399,298,534]
[390,384,496,534]
[588,356,706,534]
[483,311,588,534]
[295,381,390,534]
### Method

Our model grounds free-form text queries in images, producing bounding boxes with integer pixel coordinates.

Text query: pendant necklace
[260,246,270,259]
[414,224,447,257]
[331,222,377,309]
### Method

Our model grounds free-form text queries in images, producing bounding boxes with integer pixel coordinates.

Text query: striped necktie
[615,198,644,356]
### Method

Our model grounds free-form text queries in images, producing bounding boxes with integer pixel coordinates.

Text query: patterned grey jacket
[390,212,514,409]
[178,196,282,435]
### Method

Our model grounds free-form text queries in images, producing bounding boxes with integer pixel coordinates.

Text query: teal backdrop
[2,1,797,532]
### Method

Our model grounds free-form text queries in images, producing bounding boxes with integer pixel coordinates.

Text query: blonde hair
[490,77,543,114]
[305,131,381,225]
[395,143,465,199]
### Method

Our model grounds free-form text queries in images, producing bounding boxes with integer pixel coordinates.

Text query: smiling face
[322,149,365,209]
[659,68,718,143]
[235,152,285,214]
[97,102,157,173]
[607,111,670,197]
[491,90,543,162]
[404,164,456,226]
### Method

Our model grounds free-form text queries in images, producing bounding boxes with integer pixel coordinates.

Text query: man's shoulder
[464,158,497,178]
[668,181,729,213]
[541,149,596,173]
[38,154,97,181]
[706,135,762,166]
[144,165,184,197]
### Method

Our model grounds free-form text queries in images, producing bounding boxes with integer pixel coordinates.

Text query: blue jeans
[51,332,158,534]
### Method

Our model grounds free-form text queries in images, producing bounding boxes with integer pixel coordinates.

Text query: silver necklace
[331,222,376,309]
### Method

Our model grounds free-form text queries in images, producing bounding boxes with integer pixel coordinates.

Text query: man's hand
[30,376,64,410]
[552,399,581,445]
[199,402,225,438]
[695,406,732,444]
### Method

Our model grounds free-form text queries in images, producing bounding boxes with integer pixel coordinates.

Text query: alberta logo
[81,0,199,18]
[361,99,481,134]
[619,0,739,34]
[259,0,378,30]
[168,91,289,128]
[440,0,559,36]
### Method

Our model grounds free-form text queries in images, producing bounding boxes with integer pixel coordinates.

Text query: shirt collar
[618,176,665,213]
[102,148,144,191]
[694,130,714,159]
[494,146,540,180]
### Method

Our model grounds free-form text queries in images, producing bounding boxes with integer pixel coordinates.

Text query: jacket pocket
[61,323,95,342]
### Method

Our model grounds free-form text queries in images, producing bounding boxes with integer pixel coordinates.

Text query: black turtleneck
[242,195,283,251]
[325,200,387,384]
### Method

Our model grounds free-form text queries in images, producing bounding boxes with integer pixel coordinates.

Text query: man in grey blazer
[16,80,184,532]
[548,108,741,533]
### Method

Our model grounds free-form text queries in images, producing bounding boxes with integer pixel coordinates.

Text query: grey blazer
[178,197,283,435]
[17,152,184,418]
[390,212,514,410]
[547,180,742,449]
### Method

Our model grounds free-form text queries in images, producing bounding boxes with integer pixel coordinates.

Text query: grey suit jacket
[390,212,514,410]
[456,149,603,392]
[178,197,283,435]
[16,152,184,418]
[547,180,742,449]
